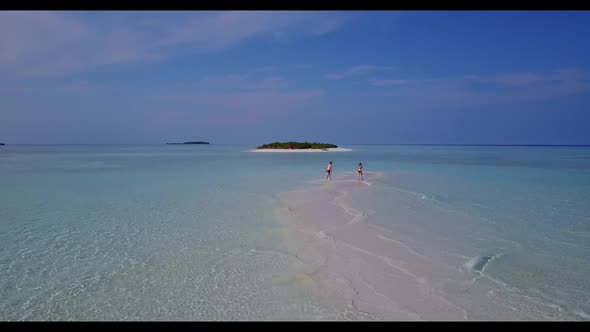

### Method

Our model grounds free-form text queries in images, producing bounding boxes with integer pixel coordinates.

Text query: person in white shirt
[325,161,333,180]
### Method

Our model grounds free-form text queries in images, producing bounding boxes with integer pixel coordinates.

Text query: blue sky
[1,11,589,144]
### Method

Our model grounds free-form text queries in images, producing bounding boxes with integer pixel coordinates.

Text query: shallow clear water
[0,145,589,320]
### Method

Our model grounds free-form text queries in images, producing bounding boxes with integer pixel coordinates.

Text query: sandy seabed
[269,171,472,320]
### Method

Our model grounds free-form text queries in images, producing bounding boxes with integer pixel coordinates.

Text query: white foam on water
[463,255,494,274]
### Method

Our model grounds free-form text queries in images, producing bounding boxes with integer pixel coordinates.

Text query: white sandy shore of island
[247,147,352,153]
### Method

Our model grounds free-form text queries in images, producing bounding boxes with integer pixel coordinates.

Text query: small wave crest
[462,255,495,274]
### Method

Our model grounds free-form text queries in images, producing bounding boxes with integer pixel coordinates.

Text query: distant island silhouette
[0,143,5,146]
[166,141,210,145]
[256,141,337,150]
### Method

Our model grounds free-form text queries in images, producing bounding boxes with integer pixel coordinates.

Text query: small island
[0,143,4,146]
[166,141,210,145]
[250,141,351,153]
[257,142,337,149]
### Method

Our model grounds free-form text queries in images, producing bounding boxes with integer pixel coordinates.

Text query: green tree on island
[256,142,338,149]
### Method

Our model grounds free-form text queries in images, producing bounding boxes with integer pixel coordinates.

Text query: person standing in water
[325,161,333,180]
[357,162,364,181]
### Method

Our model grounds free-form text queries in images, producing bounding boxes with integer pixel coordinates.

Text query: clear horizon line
[2,143,590,147]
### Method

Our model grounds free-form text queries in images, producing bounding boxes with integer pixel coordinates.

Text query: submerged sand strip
[270,170,578,321]
[272,171,470,320]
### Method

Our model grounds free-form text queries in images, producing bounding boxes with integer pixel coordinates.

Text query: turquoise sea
[0,145,589,320]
